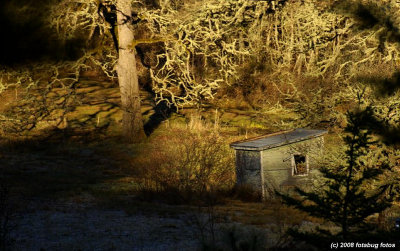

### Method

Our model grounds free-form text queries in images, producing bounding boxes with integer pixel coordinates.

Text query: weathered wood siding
[260,137,323,197]
[235,150,262,192]
[235,136,324,198]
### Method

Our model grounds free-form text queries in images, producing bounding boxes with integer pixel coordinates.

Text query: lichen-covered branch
[142,0,282,107]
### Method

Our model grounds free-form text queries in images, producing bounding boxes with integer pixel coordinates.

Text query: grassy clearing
[0,141,127,200]
[0,117,314,233]
[0,77,352,244]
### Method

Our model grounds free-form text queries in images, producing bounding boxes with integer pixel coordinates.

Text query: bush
[135,129,235,203]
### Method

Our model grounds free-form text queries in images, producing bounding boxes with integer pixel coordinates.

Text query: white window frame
[291,154,309,176]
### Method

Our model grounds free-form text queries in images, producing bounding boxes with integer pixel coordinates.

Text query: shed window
[292,154,308,176]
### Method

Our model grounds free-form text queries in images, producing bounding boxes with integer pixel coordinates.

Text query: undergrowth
[133,128,236,204]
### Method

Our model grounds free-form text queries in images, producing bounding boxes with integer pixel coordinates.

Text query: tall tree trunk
[116,0,146,143]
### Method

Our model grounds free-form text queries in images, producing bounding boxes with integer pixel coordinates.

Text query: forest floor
[1,137,315,250]
[0,79,396,250]
[10,202,199,250]
[0,78,310,250]
[0,79,290,250]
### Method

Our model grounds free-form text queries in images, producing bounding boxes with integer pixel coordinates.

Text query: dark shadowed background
[0,0,85,65]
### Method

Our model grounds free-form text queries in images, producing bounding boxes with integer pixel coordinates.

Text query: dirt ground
[11,203,199,251]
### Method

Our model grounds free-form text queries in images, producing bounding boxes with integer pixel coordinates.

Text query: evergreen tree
[279,107,391,238]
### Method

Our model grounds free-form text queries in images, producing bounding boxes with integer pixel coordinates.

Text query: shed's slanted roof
[230,128,327,151]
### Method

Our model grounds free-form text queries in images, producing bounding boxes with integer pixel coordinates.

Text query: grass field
[1,79,399,250]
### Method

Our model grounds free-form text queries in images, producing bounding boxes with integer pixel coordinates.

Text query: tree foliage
[142,0,285,107]
[2,0,400,138]
[279,107,392,238]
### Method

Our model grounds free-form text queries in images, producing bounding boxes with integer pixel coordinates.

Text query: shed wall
[260,137,323,197]
[235,150,262,192]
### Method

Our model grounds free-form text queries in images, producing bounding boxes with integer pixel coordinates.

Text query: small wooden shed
[230,128,327,198]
